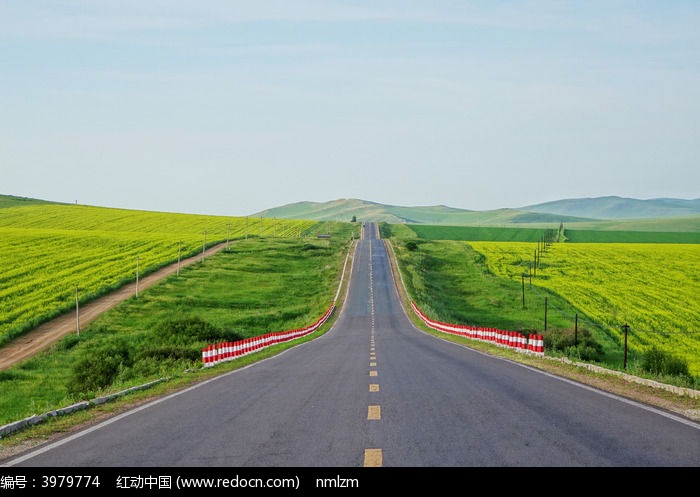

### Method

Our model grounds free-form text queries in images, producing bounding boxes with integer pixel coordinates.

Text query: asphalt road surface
[4,223,699,468]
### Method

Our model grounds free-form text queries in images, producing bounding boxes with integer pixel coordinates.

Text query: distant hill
[523,196,700,220]
[253,198,594,226]
[253,197,700,232]
[0,194,57,209]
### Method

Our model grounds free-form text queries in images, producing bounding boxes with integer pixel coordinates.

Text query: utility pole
[622,323,629,370]
[135,256,140,297]
[75,284,80,335]
[533,249,537,277]
[202,231,206,262]
[177,241,182,276]
[521,274,525,308]
[226,223,230,251]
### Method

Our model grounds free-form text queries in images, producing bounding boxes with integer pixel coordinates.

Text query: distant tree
[351,215,357,222]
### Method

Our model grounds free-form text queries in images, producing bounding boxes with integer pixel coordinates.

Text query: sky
[1,1,699,217]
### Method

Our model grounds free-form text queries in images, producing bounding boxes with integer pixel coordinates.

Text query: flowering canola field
[469,241,700,375]
[0,203,316,345]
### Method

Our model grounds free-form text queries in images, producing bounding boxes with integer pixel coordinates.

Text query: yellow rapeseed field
[0,204,316,345]
[469,241,700,375]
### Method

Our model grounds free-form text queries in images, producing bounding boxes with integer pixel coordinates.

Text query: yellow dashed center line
[364,449,382,467]
[364,237,383,466]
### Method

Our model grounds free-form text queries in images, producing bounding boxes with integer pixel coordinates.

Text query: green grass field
[406,223,700,243]
[563,229,699,243]
[408,224,550,242]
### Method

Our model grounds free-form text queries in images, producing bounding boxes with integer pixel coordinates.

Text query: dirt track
[0,242,228,372]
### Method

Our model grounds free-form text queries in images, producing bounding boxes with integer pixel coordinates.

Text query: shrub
[641,346,690,377]
[68,345,132,397]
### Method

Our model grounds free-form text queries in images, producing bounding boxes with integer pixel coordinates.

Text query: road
[3,223,699,467]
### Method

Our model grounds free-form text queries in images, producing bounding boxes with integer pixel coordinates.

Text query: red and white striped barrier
[411,301,545,357]
[202,302,336,367]
[527,333,545,356]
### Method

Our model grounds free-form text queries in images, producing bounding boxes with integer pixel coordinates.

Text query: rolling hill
[253,196,700,231]
[523,196,700,219]
[253,198,595,226]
